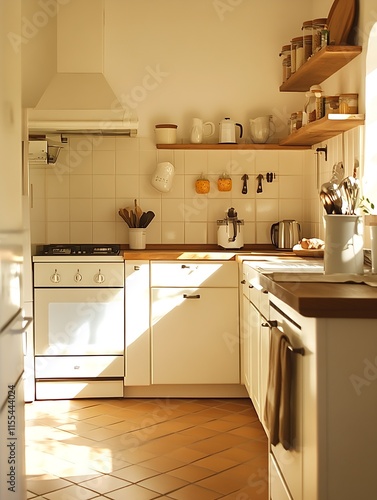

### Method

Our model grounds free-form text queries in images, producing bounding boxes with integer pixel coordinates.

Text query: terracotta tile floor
[25,398,268,499]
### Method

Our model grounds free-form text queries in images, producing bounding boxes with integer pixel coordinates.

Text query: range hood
[28,0,138,136]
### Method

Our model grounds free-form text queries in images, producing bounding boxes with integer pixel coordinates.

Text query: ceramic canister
[154,124,177,144]
[323,214,364,274]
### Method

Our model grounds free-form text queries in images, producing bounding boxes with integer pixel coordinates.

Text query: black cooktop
[36,244,121,256]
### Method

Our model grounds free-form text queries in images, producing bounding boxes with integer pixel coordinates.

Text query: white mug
[190,118,215,144]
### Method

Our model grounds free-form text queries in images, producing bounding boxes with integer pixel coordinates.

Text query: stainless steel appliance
[267,297,304,500]
[0,232,29,500]
[217,207,244,249]
[33,244,125,400]
[219,118,243,144]
[271,220,301,249]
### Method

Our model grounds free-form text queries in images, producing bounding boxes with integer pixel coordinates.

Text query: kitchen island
[239,257,377,500]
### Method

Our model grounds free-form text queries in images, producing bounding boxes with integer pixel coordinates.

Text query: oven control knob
[94,270,105,284]
[50,269,61,283]
[74,270,82,282]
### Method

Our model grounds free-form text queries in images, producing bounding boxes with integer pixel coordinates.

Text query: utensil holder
[323,215,363,274]
[129,228,146,250]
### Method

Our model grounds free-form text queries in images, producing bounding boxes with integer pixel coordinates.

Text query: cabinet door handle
[240,279,246,284]
[183,294,200,299]
[181,264,190,269]
[134,265,140,270]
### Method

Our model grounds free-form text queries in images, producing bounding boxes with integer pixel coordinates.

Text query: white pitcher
[190,118,215,144]
[249,115,275,144]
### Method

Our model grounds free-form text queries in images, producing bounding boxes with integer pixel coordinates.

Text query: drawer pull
[134,265,140,270]
[183,294,200,299]
[240,279,246,284]
[73,365,80,370]
[181,264,190,269]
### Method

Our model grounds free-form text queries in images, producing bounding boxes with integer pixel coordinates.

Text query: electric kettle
[219,118,243,144]
[217,207,244,249]
[271,220,301,249]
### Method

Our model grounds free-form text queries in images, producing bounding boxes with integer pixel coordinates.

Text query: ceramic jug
[249,115,275,144]
[190,118,215,144]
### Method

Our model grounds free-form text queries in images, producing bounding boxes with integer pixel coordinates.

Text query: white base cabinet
[240,262,270,424]
[151,287,239,384]
[270,454,292,500]
[151,261,239,385]
[124,261,150,386]
[125,260,240,391]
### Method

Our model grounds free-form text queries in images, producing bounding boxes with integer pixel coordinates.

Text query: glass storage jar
[302,20,313,60]
[312,18,328,53]
[292,36,304,70]
[280,44,291,82]
[290,36,304,73]
[304,85,323,124]
[339,94,358,114]
[324,95,340,115]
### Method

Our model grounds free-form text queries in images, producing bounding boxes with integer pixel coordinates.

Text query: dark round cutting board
[327,0,356,45]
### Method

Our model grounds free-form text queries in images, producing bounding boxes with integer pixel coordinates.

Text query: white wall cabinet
[151,261,239,386]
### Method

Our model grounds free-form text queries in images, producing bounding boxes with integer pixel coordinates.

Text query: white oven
[33,249,125,400]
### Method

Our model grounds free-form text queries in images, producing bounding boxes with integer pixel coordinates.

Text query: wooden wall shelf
[156,143,309,150]
[280,45,362,92]
[279,114,365,146]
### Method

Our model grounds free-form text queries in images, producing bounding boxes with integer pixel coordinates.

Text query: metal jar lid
[155,124,178,129]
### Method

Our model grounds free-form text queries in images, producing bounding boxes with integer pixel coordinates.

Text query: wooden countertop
[259,274,377,319]
[122,244,291,261]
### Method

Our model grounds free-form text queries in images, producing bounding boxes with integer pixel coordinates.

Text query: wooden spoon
[134,199,143,227]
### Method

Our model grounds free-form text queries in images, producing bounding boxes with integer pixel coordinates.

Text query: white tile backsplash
[30,132,364,245]
[93,150,116,174]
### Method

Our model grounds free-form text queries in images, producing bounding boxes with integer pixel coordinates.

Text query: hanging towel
[264,327,293,450]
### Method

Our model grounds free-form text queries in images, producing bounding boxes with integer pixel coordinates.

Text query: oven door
[34,288,124,356]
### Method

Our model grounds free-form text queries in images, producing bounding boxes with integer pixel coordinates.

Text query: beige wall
[24,0,375,247]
